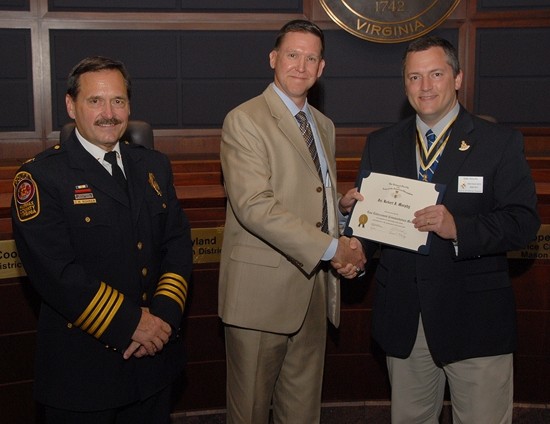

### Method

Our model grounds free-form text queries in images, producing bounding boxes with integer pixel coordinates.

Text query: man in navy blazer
[350,36,540,423]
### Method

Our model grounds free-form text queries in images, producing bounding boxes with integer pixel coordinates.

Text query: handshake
[331,236,367,279]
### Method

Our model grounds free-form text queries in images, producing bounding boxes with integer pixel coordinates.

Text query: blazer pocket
[461,256,510,292]
[230,245,282,268]
[463,272,511,292]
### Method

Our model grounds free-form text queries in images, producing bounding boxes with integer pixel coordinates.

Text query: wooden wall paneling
[0,382,36,424]
[477,0,550,11]
[474,26,550,126]
[0,1,550,420]
[0,28,34,132]
[47,0,303,13]
[0,0,29,11]
[0,279,40,335]
[48,29,276,130]
[0,332,36,384]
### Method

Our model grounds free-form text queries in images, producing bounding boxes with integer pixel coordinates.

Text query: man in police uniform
[12,56,192,423]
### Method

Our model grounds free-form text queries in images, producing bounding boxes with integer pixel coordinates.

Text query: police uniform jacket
[358,107,540,364]
[12,132,192,411]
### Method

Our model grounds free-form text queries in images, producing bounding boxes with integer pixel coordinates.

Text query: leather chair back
[59,120,154,149]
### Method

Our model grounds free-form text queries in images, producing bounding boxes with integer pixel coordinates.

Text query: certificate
[344,171,445,254]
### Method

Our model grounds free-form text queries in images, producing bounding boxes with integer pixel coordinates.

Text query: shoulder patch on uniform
[13,171,40,222]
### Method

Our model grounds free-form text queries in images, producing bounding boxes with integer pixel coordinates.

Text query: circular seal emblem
[16,178,35,204]
[13,171,41,222]
[319,0,461,43]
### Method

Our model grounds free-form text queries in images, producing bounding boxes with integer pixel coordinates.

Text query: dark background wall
[1,1,549,422]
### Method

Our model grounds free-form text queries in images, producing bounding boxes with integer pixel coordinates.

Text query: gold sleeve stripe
[156,283,186,305]
[87,287,120,336]
[94,293,124,338]
[158,278,188,299]
[73,281,124,338]
[74,282,110,327]
[154,273,188,312]
[161,272,186,286]
[157,273,188,296]
[154,289,184,312]
[79,285,113,332]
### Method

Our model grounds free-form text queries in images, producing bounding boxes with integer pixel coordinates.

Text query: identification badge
[73,184,97,204]
[458,176,483,193]
[14,171,40,221]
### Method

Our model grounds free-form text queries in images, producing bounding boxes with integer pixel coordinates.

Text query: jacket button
[137,241,143,250]
[141,267,148,277]
[316,222,322,228]
[85,216,91,223]
[142,292,147,301]
[316,187,323,193]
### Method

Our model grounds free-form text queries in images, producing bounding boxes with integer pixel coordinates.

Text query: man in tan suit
[219,20,365,424]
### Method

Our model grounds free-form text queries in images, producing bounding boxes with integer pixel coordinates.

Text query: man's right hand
[331,236,366,278]
[123,308,171,359]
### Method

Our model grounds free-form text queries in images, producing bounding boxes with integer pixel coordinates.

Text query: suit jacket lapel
[264,86,321,180]
[394,118,419,180]
[432,108,475,185]
[65,134,130,207]
[311,108,337,185]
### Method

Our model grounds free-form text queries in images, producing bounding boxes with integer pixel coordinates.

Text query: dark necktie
[418,129,439,182]
[104,151,127,191]
[295,111,328,233]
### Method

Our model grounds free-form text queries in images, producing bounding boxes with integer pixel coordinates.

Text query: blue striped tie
[419,129,438,182]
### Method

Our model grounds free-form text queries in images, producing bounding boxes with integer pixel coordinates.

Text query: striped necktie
[418,129,438,182]
[295,111,328,233]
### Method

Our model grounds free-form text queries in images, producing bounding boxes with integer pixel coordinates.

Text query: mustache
[94,118,123,126]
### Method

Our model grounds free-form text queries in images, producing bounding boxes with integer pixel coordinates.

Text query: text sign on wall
[0,227,226,280]
[0,239,26,279]
[508,224,550,260]
[191,227,224,264]
[2,224,548,280]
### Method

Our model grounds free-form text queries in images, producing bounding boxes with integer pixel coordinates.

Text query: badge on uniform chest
[73,184,97,204]
[148,172,162,197]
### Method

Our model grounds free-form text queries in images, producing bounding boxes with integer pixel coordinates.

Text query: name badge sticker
[458,176,483,193]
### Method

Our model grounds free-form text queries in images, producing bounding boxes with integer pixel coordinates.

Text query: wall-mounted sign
[0,227,226,280]
[319,0,461,43]
[0,239,26,279]
[191,227,224,264]
[1,223,548,279]
[508,224,550,260]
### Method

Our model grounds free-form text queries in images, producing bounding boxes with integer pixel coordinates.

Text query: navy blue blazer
[12,133,193,410]
[358,107,540,363]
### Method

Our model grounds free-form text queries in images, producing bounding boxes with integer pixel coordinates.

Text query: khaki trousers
[224,275,327,424]
[387,317,513,424]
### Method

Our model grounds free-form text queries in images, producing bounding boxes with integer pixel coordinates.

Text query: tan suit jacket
[219,85,340,334]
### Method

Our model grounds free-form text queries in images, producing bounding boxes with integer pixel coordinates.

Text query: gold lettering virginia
[356,19,426,37]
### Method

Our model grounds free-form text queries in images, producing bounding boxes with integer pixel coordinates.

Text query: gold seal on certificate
[344,171,445,254]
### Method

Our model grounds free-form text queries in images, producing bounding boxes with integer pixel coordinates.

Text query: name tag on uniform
[458,176,483,193]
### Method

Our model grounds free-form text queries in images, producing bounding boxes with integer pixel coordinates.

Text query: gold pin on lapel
[148,172,162,196]
[459,141,470,151]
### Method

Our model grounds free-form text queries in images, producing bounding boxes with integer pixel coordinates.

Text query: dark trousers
[40,385,172,424]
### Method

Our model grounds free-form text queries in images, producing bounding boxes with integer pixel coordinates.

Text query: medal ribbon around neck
[416,117,457,173]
